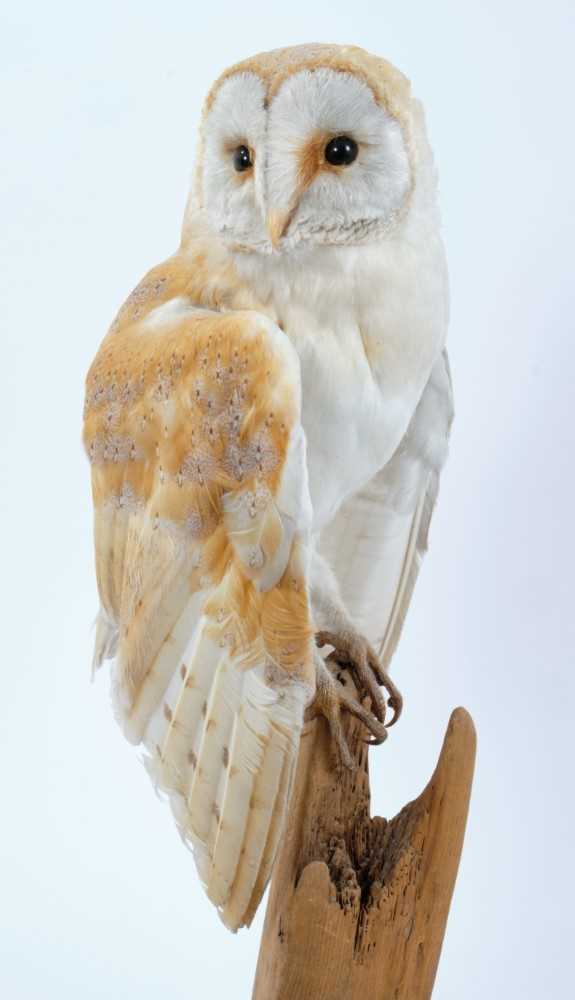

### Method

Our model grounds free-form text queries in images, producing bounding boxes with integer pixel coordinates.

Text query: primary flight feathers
[85,283,314,928]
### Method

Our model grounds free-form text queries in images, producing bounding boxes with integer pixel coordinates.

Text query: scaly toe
[351,655,387,723]
[317,630,397,727]
[337,683,388,745]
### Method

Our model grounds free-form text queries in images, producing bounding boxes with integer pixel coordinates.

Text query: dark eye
[232,145,252,172]
[324,135,358,167]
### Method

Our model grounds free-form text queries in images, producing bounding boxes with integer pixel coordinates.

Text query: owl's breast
[294,325,421,532]
[231,239,448,531]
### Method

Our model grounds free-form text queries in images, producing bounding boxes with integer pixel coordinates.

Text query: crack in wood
[253,706,475,999]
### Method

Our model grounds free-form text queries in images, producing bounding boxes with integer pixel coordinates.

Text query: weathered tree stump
[252,701,476,999]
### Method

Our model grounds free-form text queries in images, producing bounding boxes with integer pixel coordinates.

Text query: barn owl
[83,44,453,932]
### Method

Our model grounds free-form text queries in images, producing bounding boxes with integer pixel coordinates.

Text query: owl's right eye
[232,145,253,172]
[324,136,358,167]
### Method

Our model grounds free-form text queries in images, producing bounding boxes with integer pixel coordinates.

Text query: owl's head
[186,45,437,255]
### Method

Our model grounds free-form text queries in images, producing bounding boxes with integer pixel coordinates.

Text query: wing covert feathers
[84,266,314,929]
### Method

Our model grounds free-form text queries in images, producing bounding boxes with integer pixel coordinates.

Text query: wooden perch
[252,701,476,1000]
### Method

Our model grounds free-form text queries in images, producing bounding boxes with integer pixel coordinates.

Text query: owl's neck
[230,240,387,354]
[179,208,447,403]
[228,228,447,395]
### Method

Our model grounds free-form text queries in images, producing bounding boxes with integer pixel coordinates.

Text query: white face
[201,68,411,253]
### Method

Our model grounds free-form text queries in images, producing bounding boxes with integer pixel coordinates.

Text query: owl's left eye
[233,145,253,172]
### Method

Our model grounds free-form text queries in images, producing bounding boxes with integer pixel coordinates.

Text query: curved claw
[337,684,388,745]
[365,652,403,726]
[312,653,388,767]
[317,630,402,730]
[351,656,387,724]
[377,668,403,728]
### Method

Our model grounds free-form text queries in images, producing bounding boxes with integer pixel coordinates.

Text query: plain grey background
[2,1,574,996]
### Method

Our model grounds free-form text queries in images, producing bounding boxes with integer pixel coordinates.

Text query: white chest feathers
[234,237,448,529]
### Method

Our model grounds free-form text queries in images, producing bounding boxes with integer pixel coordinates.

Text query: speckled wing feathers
[84,272,314,929]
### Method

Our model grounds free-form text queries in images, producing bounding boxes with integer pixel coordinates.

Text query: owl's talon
[315,629,402,729]
[377,669,403,728]
[310,655,387,768]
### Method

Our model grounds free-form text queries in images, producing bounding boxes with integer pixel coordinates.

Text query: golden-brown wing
[83,277,314,930]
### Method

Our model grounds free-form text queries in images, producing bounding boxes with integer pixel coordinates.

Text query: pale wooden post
[253,703,476,999]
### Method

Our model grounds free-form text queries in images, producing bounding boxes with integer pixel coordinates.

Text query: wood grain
[252,702,476,999]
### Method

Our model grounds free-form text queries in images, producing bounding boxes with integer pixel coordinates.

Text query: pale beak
[267,209,293,249]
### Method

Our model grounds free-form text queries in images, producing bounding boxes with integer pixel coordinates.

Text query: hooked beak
[266,209,294,250]
[265,134,326,249]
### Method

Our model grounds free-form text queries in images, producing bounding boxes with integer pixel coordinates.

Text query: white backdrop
[2,1,574,997]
